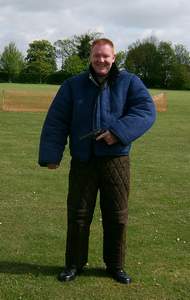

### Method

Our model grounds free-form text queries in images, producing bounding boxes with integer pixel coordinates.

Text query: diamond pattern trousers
[65,155,130,269]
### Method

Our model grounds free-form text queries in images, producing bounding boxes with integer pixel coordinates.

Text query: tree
[63,55,86,77]
[174,44,190,65]
[115,51,126,70]
[125,38,160,87]
[74,32,101,60]
[0,42,24,82]
[25,40,56,83]
[54,38,76,70]
[54,31,102,71]
[157,41,177,88]
[168,63,190,89]
[125,37,190,89]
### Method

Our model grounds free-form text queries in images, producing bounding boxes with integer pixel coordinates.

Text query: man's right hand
[47,164,59,169]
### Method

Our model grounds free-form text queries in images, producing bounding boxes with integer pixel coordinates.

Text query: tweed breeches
[65,155,130,269]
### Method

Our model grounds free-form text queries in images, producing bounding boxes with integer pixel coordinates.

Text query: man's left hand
[96,130,118,145]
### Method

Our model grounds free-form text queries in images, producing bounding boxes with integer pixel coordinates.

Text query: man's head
[90,38,116,77]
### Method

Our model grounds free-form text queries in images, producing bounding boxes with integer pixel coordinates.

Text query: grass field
[0,83,189,300]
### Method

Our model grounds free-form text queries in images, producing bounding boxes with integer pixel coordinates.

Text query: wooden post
[2,89,5,110]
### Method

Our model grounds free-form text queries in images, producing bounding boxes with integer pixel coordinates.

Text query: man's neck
[96,75,108,84]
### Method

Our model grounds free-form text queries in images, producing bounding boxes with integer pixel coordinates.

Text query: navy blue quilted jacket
[39,66,156,165]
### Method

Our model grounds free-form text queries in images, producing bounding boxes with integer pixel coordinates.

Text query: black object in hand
[79,129,105,140]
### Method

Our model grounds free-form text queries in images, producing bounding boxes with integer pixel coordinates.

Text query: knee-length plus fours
[65,156,130,270]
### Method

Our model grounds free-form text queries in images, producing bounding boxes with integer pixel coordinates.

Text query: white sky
[0,0,190,54]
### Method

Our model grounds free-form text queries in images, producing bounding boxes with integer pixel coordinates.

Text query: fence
[1,89,167,112]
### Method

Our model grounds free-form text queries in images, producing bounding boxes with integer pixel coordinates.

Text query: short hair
[91,38,115,53]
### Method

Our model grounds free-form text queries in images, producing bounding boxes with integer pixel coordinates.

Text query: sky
[0,0,190,55]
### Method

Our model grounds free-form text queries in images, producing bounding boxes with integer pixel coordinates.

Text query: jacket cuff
[38,145,63,167]
[109,120,129,145]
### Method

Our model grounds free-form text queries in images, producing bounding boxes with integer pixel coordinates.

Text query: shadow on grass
[80,267,108,278]
[0,261,61,276]
[0,262,107,278]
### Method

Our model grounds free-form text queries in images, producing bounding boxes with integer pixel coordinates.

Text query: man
[38,38,156,284]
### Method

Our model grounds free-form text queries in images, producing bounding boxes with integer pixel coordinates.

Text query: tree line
[0,32,190,89]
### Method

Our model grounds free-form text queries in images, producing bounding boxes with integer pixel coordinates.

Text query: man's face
[90,43,116,76]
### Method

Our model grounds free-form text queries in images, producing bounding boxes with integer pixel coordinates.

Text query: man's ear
[112,54,116,63]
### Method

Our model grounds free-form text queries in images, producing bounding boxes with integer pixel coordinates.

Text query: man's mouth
[97,64,107,68]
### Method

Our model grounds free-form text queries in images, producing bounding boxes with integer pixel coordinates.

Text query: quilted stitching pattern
[65,156,130,268]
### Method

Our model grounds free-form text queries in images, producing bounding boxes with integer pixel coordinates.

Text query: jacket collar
[89,63,119,87]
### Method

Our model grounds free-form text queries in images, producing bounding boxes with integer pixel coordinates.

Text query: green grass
[0,84,189,299]
[0,82,59,91]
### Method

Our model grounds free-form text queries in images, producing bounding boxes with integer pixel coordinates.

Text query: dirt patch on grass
[1,89,56,112]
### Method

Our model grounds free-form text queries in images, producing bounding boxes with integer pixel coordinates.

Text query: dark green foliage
[63,55,87,76]
[0,42,24,82]
[25,40,57,83]
[125,37,190,89]
[16,71,42,84]
[1,33,190,88]
[74,32,101,60]
[75,33,93,60]
[126,39,160,87]
[45,70,71,85]
[0,71,9,82]
[157,41,177,88]
[174,44,190,65]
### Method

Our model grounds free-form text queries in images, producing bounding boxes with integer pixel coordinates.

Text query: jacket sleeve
[109,75,156,145]
[38,80,72,166]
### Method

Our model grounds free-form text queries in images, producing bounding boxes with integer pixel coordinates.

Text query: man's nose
[99,56,104,62]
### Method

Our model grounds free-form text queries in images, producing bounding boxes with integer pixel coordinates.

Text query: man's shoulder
[117,69,146,87]
[118,69,135,80]
[67,71,89,85]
